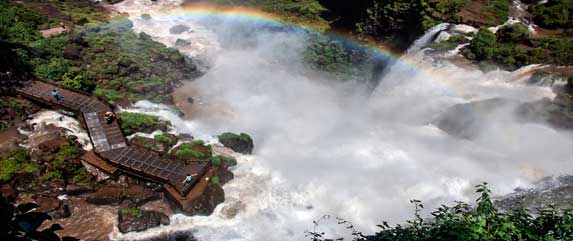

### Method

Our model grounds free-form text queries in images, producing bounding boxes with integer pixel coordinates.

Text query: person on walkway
[52,89,62,101]
[104,111,116,124]
[183,174,193,184]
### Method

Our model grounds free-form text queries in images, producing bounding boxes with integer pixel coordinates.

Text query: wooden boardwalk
[15,81,210,199]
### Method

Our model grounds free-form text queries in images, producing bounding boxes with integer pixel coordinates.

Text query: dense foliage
[308,183,573,241]
[0,149,38,182]
[117,112,169,135]
[464,26,573,70]
[355,0,468,50]
[0,0,197,104]
[530,0,573,29]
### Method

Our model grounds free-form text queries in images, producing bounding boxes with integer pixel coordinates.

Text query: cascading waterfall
[110,1,573,240]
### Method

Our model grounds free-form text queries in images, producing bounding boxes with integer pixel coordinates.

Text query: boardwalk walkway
[15,81,210,200]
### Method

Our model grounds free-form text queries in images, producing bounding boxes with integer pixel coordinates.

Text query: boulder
[216,167,234,186]
[221,201,245,219]
[169,25,191,34]
[187,183,225,216]
[117,209,170,233]
[65,184,95,196]
[175,38,191,47]
[86,184,160,206]
[1,184,18,202]
[52,204,71,219]
[217,132,254,154]
[39,136,69,153]
[434,98,520,139]
[33,196,61,213]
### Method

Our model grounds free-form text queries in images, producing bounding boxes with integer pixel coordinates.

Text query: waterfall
[406,23,451,55]
[107,1,572,241]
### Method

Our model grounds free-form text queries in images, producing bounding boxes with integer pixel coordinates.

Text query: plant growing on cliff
[117,112,169,135]
[307,183,573,241]
[0,149,38,182]
[530,0,573,29]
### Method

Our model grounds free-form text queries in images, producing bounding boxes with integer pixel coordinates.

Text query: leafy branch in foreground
[308,183,573,241]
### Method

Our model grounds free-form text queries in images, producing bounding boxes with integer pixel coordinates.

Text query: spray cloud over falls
[113,1,573,240]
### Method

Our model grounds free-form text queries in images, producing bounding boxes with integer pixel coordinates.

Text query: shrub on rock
[217,132,254,154]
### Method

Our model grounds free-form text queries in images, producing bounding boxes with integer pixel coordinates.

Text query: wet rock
[216,167,234,186]
[117,209,170,233]
[221,201,245,219]
[150,231,198,241]
[175,38,191,47]
[169,25,190,34]
[217,132,254,154]
[52,204,71,219]
[1,183,18,202]
[39,136,69,153]
[186,97,194,104]
[495,175,573,211]
[86,184,160,206]
[65,184,95,196]
[434,98,521,139]
[33,196,61,213]
[188,183,225,216]
[106,0,125,4]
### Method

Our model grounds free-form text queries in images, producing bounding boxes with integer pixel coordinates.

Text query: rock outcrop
[217,132,254,154]
[117,209,170,233]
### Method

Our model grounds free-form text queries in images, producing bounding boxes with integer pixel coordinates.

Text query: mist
[112,1,573,240]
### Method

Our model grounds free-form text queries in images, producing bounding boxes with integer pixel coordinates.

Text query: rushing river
[111,0,573,240]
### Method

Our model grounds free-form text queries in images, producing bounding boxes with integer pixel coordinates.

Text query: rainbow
[109,3,457,94]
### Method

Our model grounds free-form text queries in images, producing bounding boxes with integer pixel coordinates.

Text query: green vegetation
[121,207,144,218]
[209,156,222,167]
[0,0,46,43]
[173,140,211,159]
[210,0,329,30]
[218,132,253,143]
[303,34,356,79]
[496,23,529,43]
[465,26,573,70]
[0,97,28,131]
[356,0,468,50]
[210,175,220,186]
[0,0,196,104]
[0,149,38,182]
[154,133,177,147]
[117,112,169,135]
[309,183,573,241]
[530,0,573,29]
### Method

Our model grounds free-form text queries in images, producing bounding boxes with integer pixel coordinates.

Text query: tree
[468,28,497,60]
[496,23,529,43]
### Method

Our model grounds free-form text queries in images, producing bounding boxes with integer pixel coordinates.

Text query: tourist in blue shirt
[52,89,63,101]
[184,174,193,184]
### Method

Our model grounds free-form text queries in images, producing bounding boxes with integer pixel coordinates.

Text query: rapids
[109,1,573,240]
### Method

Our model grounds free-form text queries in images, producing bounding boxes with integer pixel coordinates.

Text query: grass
[0,149,38,182]
[154,133,177,147]
[117,112,169,135]
[121,207,144,218]
[173,141,211,159]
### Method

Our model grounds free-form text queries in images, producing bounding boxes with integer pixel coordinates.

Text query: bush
[117,112,168,135]
[0,1,45,43]
[468,28,497,60]
[210,175,220,186]
[154,133,176,146]
[210,156,222,166]
[0,149,37,182]
[496,23,529,43]
[174,141,210,159]
[308,183,573,241]
[530,0,573,29]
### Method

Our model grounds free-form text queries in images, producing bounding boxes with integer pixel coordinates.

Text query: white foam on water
[108,1,573,240]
